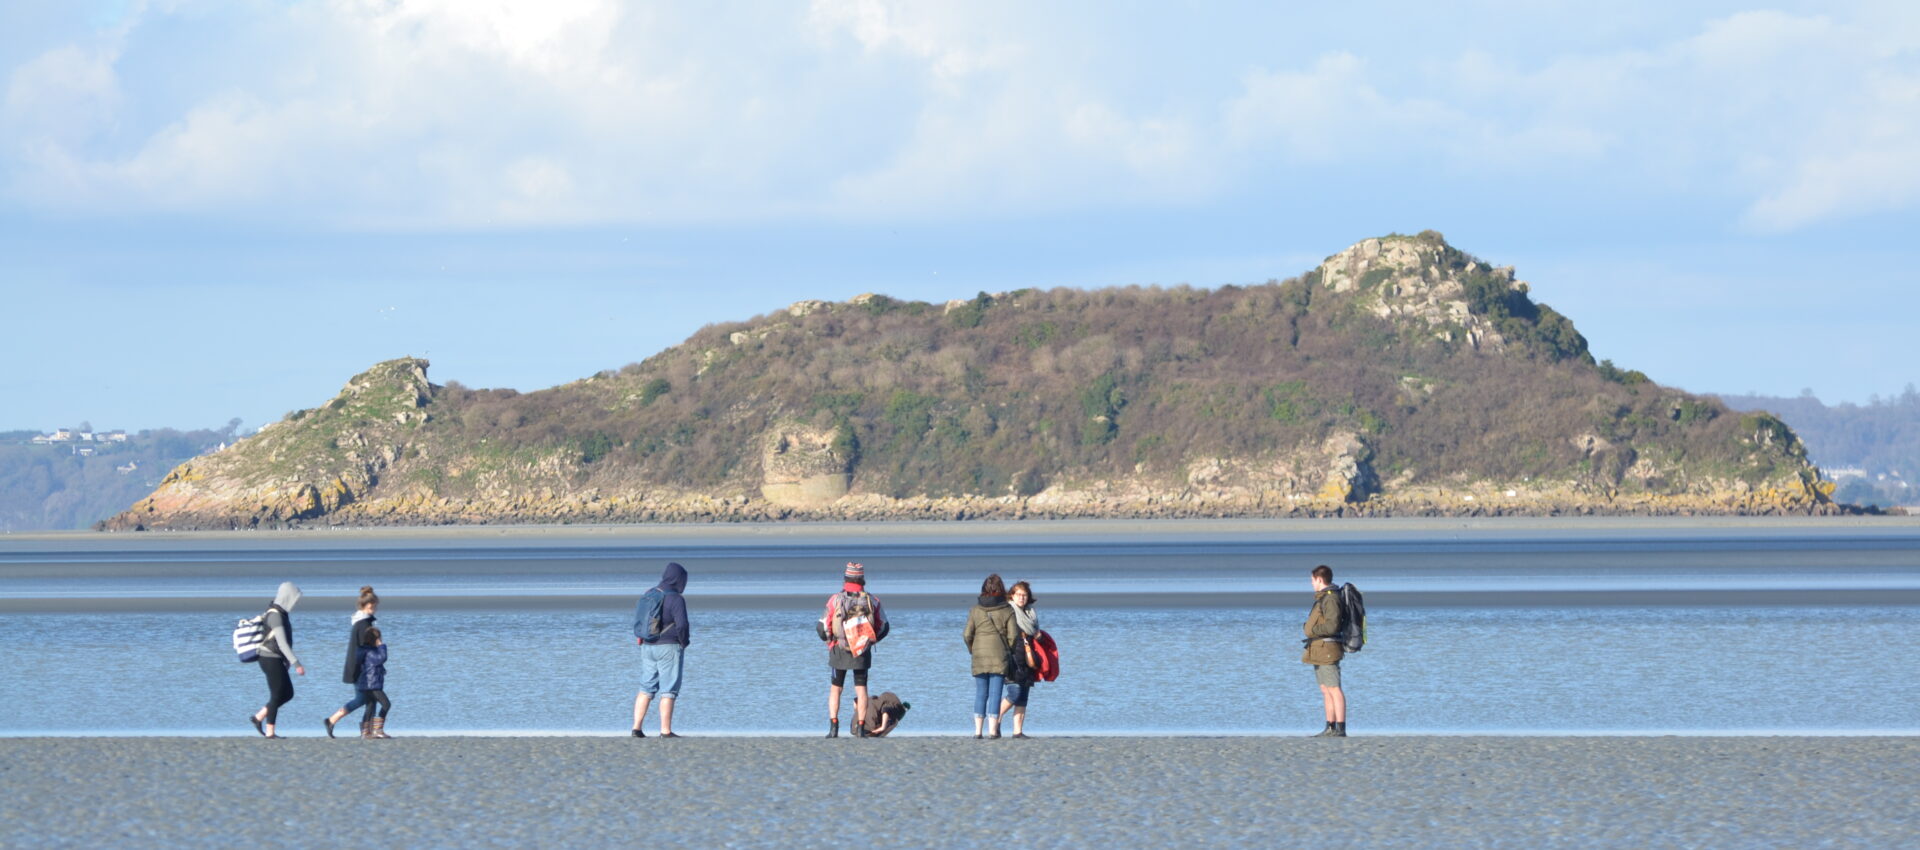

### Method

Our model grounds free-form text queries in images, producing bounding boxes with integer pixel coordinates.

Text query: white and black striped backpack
[232,609,270,662]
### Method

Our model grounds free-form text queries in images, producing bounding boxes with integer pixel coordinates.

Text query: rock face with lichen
[108,359,435,530]
[103,232,1843,531]
[760,424,853,506]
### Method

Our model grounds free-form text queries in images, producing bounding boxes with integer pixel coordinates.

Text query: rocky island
[105,232,1835,530]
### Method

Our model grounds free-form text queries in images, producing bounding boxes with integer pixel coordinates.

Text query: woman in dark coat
[961,573,1019,739]
[324,586,380,738]
[997,581,1040,738]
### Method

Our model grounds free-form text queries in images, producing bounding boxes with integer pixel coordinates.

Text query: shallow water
[7,605,1920,736]
[3,523,1918,735]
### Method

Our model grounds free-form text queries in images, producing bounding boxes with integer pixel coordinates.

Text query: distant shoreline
[12,512,1920,546]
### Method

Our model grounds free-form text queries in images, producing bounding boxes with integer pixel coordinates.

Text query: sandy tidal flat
[2,736,1915,847]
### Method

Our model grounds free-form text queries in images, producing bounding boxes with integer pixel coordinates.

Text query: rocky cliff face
[104,232,1839,530]
[109,359,435,530]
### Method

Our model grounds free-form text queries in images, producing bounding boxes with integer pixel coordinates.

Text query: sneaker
[631,728,646,738]
[251,715,265,737]
[659,732,682,738]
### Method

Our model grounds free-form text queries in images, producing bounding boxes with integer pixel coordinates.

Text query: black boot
[1310,722,1336,737]
[1331,722,1348,738]
[826,719,839,738]
[855,722,869,738]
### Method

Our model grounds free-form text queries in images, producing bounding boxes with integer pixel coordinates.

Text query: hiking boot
[370,717,391,738]
[360,720,373,739]
[826,719,840,738]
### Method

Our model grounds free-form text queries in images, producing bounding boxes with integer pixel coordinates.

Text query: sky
[3,0,1918,432]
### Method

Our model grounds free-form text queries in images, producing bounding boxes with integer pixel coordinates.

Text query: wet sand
[3,736,1915,847]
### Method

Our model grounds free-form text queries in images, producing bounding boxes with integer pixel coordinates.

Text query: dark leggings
[259,658,294,724]
[829,669,868,688]
[343,688,390,720]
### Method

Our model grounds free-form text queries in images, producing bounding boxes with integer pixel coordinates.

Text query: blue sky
[3,0,1917,431]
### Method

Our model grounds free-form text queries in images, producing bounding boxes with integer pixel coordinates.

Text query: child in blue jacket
[349,627,391,738]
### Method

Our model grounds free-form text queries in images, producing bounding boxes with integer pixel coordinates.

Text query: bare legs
[1320,685,1347,723]
[828,683,869,731]
[998,700,1026,735]
[634,692,676,735]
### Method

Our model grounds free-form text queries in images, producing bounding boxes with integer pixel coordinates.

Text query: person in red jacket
[818,562,890,738]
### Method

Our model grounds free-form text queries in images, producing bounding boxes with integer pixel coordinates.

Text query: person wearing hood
[632,562,690,738]
[250,582,304,738]
[962,573,1020,739]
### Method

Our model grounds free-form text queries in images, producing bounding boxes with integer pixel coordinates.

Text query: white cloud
[2,2,1919,230]
[4,44,120,139]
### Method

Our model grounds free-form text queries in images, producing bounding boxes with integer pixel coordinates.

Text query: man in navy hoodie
[632,562,690,738]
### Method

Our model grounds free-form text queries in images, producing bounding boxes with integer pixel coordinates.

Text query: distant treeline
[0,423,239,531]
[1716,389,1920,507]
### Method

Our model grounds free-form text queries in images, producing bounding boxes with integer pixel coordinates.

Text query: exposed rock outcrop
[102,232,1841,531]
[760,424,853,506]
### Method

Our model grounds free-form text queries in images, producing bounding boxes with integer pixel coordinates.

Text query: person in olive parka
[962,573,1020,739]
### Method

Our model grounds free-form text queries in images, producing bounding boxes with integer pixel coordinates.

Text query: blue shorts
[640,643,685,698]
[1003,680,1030,708]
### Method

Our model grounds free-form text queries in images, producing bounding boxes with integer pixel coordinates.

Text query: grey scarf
[1012,603,1038,636]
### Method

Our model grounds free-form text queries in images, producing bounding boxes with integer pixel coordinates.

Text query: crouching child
[862,691,911,738]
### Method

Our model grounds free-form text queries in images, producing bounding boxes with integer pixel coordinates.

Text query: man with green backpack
[1302,564,1359,738]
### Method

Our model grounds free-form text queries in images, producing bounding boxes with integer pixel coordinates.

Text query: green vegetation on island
[107,232,1837,529]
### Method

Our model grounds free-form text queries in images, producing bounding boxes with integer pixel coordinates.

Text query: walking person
[249,582,304,738]
[818,562,889,737]
[1303,564,1348,737]
[996,581,1040,738]
[324,586,380,738]
[632,562,690,738]
[962,574,1019,739]
[346,627,392,737]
